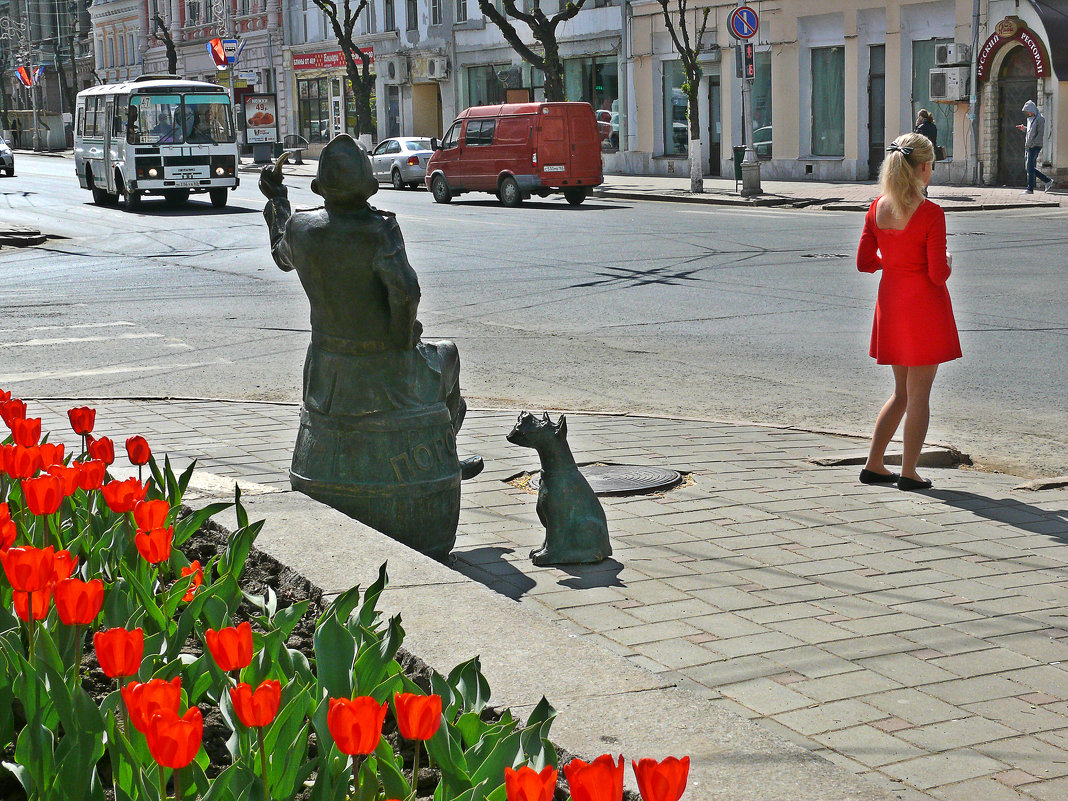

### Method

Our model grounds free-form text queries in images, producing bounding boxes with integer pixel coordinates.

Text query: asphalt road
[2,153,1066,478]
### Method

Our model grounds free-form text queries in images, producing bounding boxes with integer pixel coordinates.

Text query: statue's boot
[460,456,484,480]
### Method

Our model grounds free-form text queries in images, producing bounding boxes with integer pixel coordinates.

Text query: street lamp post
[0,15,40,151]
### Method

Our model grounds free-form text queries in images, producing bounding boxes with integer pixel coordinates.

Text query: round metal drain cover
[529,464,682,495]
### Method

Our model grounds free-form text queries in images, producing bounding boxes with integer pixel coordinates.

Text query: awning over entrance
[1029,0,1068,80]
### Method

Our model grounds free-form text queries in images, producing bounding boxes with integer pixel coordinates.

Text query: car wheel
[499,176,522,207]
[209,188,228,208]
[3,166,12,177]
[163,189,190,205]
[391,169,405,191]
[431,174,452,204]
[563,188,587,206]
[120,175,142,211]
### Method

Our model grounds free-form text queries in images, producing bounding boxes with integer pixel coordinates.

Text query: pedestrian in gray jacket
[1016,100,1053,193]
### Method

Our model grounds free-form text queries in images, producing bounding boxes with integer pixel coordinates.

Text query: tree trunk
[687,91,702,193]
[346,58,375,139]
[542,40,564,101]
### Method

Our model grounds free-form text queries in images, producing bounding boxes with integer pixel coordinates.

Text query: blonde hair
[878,132,935,215]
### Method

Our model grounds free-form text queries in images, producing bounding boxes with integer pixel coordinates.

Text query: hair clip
[886,143,914,156]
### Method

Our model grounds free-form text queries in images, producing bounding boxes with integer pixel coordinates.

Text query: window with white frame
[455,0,467,22]
[406,0,417,30]
[384,0,396,30]
[431,0,441,25]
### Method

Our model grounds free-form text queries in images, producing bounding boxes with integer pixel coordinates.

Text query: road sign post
[728,5,761,195]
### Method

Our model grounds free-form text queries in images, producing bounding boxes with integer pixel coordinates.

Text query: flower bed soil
[1,509,638,801]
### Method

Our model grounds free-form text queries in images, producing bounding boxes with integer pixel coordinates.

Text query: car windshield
[405,139,432,151]
[128,93,235,145]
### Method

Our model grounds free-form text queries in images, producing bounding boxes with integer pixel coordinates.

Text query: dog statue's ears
[556,414,567,438]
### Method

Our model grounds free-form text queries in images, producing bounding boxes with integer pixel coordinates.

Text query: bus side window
[76,105,84,137]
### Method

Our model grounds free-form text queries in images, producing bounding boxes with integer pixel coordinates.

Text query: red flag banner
[16,66,33,87]
[208,38,228,68]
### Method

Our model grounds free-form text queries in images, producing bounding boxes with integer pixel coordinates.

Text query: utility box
[935,42,971,66]
[930,67,969,102]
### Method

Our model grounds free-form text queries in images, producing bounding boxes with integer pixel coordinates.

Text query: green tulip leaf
[314,612,355,699]
[374,736,411,800]
[424,717,471,793]
[357,562,388,628]
[271,598,310,642]
[448,656,491,716]
[174,501,233,547]
[319,584,363,628]
[352,614,404,695]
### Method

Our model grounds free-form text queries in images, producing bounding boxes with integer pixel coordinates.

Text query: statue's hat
[312,133,378,205]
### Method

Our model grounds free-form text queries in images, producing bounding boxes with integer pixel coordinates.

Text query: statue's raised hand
[259,152,289,199]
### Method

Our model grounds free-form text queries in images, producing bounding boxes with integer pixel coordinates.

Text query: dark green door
[997,47,1037,186]
[868,46,885,180]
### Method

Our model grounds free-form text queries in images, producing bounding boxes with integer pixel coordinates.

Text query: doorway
[707,75,721,175]
[996,46,1037,186]
[867,45,885,180]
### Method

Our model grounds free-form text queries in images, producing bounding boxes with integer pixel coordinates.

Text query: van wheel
[209,188,228,208]
[391,169,405,190]
[120,175,142,211]
[563,187,587,206]
[499,177,522,207]
[163,189,190,205]
[431,174,452,204]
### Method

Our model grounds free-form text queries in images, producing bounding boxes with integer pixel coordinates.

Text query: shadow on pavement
[557,558,626,589]
[452,546,536,599]
[928,488,1068,543]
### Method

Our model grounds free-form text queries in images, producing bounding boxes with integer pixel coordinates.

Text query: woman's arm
[925,205,951,285]
[857,204,882,273]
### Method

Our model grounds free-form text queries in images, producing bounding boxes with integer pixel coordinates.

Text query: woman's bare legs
[864,365,909,475]
[901,364,938,481]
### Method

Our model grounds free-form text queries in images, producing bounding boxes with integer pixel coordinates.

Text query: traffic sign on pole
[728,6,759,40]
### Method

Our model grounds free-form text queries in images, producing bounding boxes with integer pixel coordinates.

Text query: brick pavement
[25,397,1068,801]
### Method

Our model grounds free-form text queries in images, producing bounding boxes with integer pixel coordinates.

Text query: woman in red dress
[856,132,961,491]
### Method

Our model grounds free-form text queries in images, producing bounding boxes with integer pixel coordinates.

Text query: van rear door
[566,105,603,184]
[537,106,569,179]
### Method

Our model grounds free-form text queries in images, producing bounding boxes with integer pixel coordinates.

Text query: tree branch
[477,0,545,70]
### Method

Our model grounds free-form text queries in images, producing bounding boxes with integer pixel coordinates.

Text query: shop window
[406,0,417,30]
[455,0,467,22]
[466,64,507,106]
[752,51,772,159]
[298,77,332,143]
[912,39,954,158]
[564,55,619,150]
[662,60,687,155]
[811,46,845,156]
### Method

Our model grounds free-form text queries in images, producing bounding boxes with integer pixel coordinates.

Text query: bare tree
[477,0,589,102]
[52,1,90,115]
[152,12,179,75]
[310,0,375,137]
[656,0,711,193]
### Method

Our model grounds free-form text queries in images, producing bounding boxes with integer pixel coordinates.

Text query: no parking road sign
[728,5,759,40]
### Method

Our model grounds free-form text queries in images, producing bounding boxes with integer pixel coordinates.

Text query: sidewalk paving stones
[21,397,1068,800]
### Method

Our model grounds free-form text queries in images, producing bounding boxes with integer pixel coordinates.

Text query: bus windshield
[128,93,235,145]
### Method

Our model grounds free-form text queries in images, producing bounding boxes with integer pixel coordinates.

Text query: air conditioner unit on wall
[930,67,969,102]
[935,42,971,66]
[383,55,408,84]
[427,56,449,80]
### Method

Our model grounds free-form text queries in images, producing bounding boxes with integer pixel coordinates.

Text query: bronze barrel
[290,402,461,559]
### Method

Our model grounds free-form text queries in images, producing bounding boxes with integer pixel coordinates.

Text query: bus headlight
[148,167,159,178]
[215,166,225,176]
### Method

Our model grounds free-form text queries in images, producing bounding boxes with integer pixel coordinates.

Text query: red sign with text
[293,49,374,70]
[977,21,1048,80]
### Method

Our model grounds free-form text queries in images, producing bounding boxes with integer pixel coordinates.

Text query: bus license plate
[166,167,208,180]
[175,180,199,187]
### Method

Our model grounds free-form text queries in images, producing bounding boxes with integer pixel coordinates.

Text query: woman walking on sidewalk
[855,132,961,491]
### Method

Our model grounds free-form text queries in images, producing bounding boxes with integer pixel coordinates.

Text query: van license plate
[543,165,565,172]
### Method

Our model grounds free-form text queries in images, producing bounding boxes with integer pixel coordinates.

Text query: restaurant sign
[293,48,374,70]
[977,18,1049,80]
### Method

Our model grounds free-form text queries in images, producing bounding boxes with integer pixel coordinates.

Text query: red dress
[857,198,962,366]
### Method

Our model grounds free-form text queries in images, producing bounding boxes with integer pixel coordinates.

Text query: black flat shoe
[897,476,933,491]
[860,468,899,485]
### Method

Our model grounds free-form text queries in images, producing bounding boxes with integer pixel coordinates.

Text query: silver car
[0,135,13,176]
[370,137,434,190]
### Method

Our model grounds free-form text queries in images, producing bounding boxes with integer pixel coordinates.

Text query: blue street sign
[728,6,759,40]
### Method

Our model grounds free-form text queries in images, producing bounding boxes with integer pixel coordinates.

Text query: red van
[425,102,603,207]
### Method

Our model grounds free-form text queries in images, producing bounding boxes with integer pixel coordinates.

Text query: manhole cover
[528,464,682,495]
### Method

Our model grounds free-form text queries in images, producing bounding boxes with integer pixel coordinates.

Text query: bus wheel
[499,176,523,207]
[163,189,190,205]
[209,188,228,208]
[431,174,452,204]
[89,172,116,206]
[563,187,587,206]
[119,175,142,211]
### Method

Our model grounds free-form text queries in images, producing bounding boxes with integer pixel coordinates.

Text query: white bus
[74,76,239,210]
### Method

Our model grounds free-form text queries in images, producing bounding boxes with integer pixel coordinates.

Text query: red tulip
[87,435,115,465]
[134,527,173,564]
[133,499,170,531]
[122,677,182,733]
[229,680,282,728]
[0,389,9,404]
[146,706,203,769]
[11,417,41,447]
[94,627,144,678]
[632,757,690,801]
[51,549,78,582]
[394,692,442,741]
[125,436,151,466]
[38,442,65,468]
[327,696,388,755]
[504,766,558,801]
[565,755,625,801]
[0,518,14,551]
[205,621,253,671]
[77,460,106,491]
[0,545,56,593]
[22,474,63,516]
[13,587,51,621]
[53,577,104,625]
[0,398,27,429]
[47,464,81,497]
[6,446,40,479]
[101,478,147,513]
[180,560,203,602]
[68,406,96,436]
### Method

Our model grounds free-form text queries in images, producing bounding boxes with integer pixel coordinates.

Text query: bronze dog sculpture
[507,412,611,566]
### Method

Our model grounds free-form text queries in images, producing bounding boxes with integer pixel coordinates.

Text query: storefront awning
[1029,0,1068,80]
